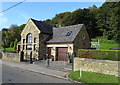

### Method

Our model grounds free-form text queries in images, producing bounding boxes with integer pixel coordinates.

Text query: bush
[13,39,18,50]
[10,42,14,48]
[2,48,16,53]
[78,49,120,61]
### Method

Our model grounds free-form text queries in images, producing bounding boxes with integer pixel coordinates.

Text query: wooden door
[56,47,68,61]
[47,47,52,56]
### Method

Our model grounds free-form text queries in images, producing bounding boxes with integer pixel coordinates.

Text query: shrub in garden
[78,49,120,61]
[13,39,18,50]
[10,42,14,48]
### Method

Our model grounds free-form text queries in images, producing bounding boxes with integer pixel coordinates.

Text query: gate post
[72,52,76,70]
[20,50,24,62]
[30,51,33,64]
[46,54,49,67]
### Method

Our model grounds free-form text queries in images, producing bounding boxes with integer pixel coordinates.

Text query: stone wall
[73,25,91,56]
[74,58,119,77]
[2,52,20,62]
[38,33,50,59]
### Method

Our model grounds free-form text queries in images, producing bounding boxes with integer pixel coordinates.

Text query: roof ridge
[47,24,84,43]
[30,18,42,23]
[58,24,84,29]
[30,18,53,35]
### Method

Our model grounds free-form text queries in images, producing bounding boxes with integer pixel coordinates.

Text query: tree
[88,4,97,9]
[13,39,18,50]
[43,19,51,24]
[112,2,120,44]
[2,28,8,48]
[96,2,120,43]
[50,12,72,27]
[1,24,25,48]
[0,31,2,49]
[71,8,98,38]
[10,42,14,48]
[17,24,26,41]
[1,2,120,47]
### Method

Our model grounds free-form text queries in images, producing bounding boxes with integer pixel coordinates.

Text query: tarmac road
[2,64,73,84]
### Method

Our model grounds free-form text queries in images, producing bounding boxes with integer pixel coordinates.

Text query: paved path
[2,60,69,80]
[34,60,73,71]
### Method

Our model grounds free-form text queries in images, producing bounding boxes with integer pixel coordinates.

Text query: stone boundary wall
[2,52,20,62]
[74,58,119,77]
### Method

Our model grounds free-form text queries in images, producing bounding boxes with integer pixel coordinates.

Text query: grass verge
[69,71,119,85]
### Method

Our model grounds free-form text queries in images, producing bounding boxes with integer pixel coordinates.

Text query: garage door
[56,47,68,61]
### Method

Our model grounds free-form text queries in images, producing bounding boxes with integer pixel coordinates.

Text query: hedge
[78,49,120,61]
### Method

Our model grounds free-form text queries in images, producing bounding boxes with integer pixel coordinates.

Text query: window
[23,45,25,50]
[82,34,85,40]
[83,42,85,46]
[34,45,36,51]
[34,38,36,43]
[28,27,31,30]
[26,45,32,50]
[26,33,32,43]
[66,31,72,36]
[23,39,25,43]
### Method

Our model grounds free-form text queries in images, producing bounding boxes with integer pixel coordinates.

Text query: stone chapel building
[17,18,91,61]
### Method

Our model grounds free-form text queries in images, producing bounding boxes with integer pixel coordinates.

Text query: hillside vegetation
[1,2,120,50]
[91,37,119,50]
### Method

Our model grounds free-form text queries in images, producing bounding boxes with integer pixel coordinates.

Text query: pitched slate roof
[46,24,84,43]
[31,18,53,35]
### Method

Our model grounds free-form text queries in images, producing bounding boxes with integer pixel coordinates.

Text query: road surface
[2,64,73,83]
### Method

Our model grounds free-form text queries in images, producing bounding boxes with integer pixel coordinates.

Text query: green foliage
[100,43,119,50]
[1,47,16,53]
[2,48,16,51]
[10,42,14,48]
[0,31,2,49]
[13,39,18,50]
[2,2,120,49]
[69,71,119,84]
[2,28,9,48]
[2,24,25,48]
[91,36,119,50]
[43,19,51,24]
[78,49,120,61]
[43,2,120,43]
[49,12,73,27]
[96,2,120,43]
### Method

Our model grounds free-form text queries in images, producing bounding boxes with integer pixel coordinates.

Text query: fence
[91,39,100,49]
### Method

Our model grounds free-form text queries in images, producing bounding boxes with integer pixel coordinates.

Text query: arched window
[26,33,32,43]
[34,38,36,43]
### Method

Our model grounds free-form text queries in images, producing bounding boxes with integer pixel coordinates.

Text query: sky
[1,2,104,29]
